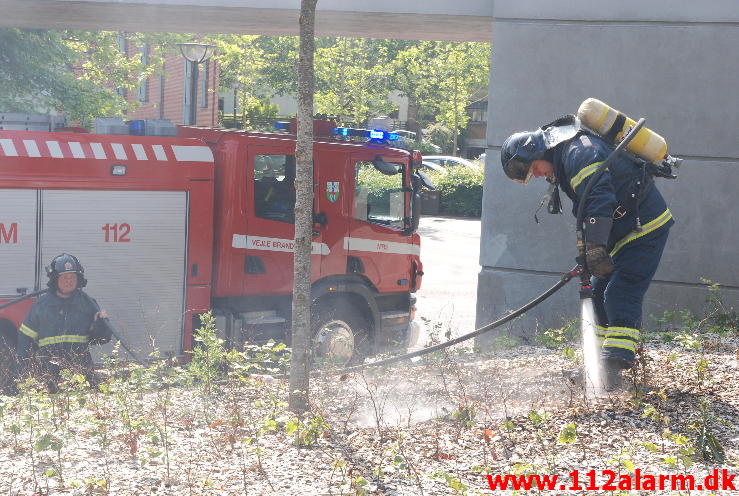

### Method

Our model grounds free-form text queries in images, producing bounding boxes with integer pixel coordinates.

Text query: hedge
[428,166,484,217]
[355,164,485,218]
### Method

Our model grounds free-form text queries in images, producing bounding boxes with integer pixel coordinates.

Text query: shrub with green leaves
[430,166,484,217]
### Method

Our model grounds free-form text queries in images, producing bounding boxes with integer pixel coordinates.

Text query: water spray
[574,118,646,396]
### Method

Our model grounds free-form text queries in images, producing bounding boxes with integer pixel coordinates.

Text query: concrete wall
[0,0,493,41]
[477,1,739,344]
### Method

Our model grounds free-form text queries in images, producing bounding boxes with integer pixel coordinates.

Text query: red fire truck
[0,116,424,372]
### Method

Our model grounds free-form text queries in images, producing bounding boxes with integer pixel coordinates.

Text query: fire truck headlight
[111,164,127,176]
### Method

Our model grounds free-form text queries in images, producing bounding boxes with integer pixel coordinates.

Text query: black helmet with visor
[500,130,547,183]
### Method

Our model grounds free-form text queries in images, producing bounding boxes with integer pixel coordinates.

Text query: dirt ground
[1,335,737,496]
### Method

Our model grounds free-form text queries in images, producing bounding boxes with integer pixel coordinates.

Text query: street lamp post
[177,43,216,125]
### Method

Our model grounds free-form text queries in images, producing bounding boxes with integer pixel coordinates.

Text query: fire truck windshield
[355,161,405,228]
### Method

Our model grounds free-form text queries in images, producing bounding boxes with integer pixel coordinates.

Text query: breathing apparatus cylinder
[577,98,668,164]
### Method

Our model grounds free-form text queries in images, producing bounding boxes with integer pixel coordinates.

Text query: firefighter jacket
[16,290,113,377]
[553,132,674,256]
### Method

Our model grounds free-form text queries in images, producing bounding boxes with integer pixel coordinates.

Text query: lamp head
[177,43,216,63]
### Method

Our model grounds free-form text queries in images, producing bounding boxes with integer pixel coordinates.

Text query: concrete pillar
[477,1,739,347]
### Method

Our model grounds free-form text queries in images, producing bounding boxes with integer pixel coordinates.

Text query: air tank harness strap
[603,113,626,143]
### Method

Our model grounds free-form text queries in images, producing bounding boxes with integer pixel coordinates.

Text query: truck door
[346,152,415,293]
[0,189,39,298]
[40,190,188,359]
[240,146,323,295]
[313,148,349,279]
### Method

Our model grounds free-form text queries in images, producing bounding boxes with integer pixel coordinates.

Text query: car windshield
[423,156,480,169]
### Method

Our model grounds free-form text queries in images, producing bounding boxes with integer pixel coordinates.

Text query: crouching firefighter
[13,253,114,393]
[501,116,674,388]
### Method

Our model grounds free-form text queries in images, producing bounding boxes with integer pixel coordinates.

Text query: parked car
[393,130,443,154]
[422,155,481,170]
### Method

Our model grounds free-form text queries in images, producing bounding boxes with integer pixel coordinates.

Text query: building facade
[124,42,219,127]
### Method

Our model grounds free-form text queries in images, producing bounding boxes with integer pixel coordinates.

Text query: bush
[424,123,454,155]
[429,166,484,217]
[416,140,442,155]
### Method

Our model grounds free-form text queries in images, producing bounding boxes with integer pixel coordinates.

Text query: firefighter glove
[586,244,614,279]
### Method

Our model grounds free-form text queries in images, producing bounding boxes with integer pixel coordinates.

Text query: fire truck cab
[0,115,424,376]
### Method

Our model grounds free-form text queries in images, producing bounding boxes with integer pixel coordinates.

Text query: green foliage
[684,397,726,464]
[188,311,227,393]
[424,124,454,154]
[537,320,578,348]
[0,29,178,126]
[430,471,471,495]
[211,35,490,133]
[558,423,577,444]
[314,38,397,125]
[285,413,329,447]
[648,279,737,342]
[228,340,291,378]
[450,404,477,428]
[415,140,442,155]
[528,409,550,427]
[429,166,484,217]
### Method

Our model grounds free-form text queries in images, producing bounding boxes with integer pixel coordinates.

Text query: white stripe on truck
[232,234,330,256]
[343,236,420,256]
[172,145,214,163]
[0,139,18,156]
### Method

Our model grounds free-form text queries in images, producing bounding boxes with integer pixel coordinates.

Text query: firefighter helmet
[46,253,87,289]
[501,130,546,182]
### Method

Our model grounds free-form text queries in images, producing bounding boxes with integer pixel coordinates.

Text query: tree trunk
[289,0,318,414]
[406,96,422,143]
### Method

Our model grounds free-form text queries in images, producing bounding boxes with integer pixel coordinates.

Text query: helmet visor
[504,156,533,184]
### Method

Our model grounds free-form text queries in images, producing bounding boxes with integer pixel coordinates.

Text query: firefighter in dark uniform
[14,253,114,391]
[501,123,673,387]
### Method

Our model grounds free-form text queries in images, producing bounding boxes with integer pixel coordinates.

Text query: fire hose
[323,265,582,375]
[322,119,646,376]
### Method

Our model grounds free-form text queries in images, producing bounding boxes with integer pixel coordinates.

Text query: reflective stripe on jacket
[16,290,112,366]
[553,133,674,252]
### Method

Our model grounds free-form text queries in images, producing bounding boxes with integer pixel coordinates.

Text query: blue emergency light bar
[333,127,399,141]
[274,121,290,130]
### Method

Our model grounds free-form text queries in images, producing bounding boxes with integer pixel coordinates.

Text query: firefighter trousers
[592,226,670,365]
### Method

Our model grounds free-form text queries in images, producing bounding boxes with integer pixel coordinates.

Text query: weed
[286,412,329,447]
[188,311,227,395]
[537,319,579,360]
[450,404,477,428]
[689,398,726,464]
[430,471,472,495]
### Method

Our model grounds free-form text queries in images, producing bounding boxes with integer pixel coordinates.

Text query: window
[116,34,127,98]
[200,60,209,108]
[183,60,193,124]
[253,154,295,223]
[471,109,486,122]
[354,161,404,228]
[137,45,149,103]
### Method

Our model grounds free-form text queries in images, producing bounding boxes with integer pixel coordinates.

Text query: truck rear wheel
[311,303,370,368]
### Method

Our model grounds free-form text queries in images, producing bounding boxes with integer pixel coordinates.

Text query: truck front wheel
[311,304,370,368]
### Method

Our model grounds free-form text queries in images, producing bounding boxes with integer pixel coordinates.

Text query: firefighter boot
[601,357,632,391]
[563,357,631,391]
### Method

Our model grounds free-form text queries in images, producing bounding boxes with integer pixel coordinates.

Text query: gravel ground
[1,337,737,496]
